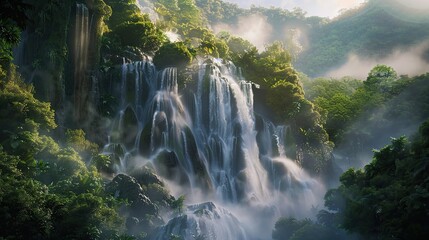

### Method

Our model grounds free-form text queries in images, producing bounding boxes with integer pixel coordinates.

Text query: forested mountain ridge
[189,0,429,77]
[296,0,429,77]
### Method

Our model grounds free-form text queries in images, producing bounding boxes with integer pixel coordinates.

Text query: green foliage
[302,66,429,151]
[0,78,58,175]
[0,0,31,70]
[272,217,343,240]
[103,0,143,28]
[178,24,229,59]
[103,0,165,55]
[49,192,123,240]
[302,76,361,101]
[233,41,296,89]
[273,218,311,240]
[0,78,56,131]
[220,33,256,60]
[171,195,185,213]
[233,42,332,174]
[111,21,165,54]
[0,77,126,239]
[153,42,193,69]
[323,120,429,239]
[0,149,53,239]
[303,76,363,143]
[313,93,356,142]
[91,154,116,175]
[66,129,99,161]
[364,64,399,95]
[155,0,204,27]
[0,20,22,66]
[196,0,324,54]
[195,0,243,24]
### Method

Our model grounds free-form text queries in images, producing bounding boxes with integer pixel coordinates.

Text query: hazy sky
[224,0,429,18]
[224,0,366,18]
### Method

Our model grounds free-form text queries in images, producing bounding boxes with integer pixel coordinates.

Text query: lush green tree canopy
[0,77,125,239]
[153,42,194,69]
[320,120,429,239]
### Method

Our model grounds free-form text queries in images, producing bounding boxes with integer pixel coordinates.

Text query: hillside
[295,0,429,77]
[189,0,429,77]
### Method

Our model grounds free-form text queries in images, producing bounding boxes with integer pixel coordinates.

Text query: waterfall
[73,3,90,122]
[192,59,268,202]
[103,58,324,239]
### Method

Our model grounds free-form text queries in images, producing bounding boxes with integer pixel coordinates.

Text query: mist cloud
[213,14,273,50]
[395,0,429,10]
[224,0,365,18]
[225,0,429,18]
[326,40,429,79]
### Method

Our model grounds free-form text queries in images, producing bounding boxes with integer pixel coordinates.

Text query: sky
[224,0,366,18]
[224,0,429,18]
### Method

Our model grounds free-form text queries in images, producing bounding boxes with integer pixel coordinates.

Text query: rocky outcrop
[150,202,247,240]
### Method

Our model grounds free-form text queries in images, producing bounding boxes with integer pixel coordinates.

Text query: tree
[0,0,31,73]
[272,217,342,240]
[273,218,310,240]
[365,64,398,94]
[0,77,125,239]
[322,120,429,239]
[153,42,193,69]
[0,149,53,239]
[65,129,99,161]
[233,42,333,174]
[112,21,165,54]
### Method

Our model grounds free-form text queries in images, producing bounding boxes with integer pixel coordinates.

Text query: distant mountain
[144,0,429,77]
[295,0,429,77]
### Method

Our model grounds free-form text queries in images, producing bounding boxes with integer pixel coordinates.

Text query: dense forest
[1,0,428,239]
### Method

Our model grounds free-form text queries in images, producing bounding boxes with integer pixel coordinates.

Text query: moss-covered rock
[106,174,158,217]
[151,111,168,151]
[130,166,164,187]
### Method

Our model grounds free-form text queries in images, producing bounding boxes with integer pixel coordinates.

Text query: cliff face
[15,0,110,128]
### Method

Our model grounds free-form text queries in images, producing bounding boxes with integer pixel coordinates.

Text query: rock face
[120,106,139,151]
[153,150,190,186]
[107,174,164,234]
[106,174,158,217]
[150,202,248,240]
[130,166,164,187]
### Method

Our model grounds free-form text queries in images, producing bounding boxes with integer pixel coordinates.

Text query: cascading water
[104,58,324,239]
[73,3,90,122]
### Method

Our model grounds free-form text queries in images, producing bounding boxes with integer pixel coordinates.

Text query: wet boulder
[182,127,212,190]
[106,174,157,217]
[120,106,139,150]
[139,122,152,157]
[150,202,247,240]
[153,150,190,186]
[130,166,164,186]
[104,143,126,159]
[151,111,168,151]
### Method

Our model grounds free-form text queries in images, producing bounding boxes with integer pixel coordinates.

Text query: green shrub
[153,42,193,69]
